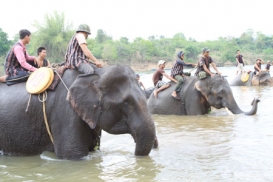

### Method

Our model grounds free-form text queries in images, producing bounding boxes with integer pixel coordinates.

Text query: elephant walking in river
[148,75,259,115]
[0,65,157,160]
[230,71,273,86]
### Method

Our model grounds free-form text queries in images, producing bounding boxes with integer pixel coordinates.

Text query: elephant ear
[194,79,210,96]
[68,74,102,129]
[259,72,271,85]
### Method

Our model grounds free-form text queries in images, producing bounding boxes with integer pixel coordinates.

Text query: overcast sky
[1,0,272,41]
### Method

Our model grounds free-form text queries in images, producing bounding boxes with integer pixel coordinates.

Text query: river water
[1,66,273,181]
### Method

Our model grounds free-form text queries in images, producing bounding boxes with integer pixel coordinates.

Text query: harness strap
[41,91,54,144]
[52,68,69,92]
[25,94,32,113]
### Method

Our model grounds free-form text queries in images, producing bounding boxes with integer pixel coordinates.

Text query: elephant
[230,71,273,86]
[142,87,155,99]
[0,65,157,160]
[148,75,260,115]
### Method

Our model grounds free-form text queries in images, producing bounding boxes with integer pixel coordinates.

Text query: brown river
[1,66,273,181]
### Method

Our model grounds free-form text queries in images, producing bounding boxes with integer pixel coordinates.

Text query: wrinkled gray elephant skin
[230,72,273,86]
[142,87,155,99]
[148,75,259,115]
[0,65,157,160]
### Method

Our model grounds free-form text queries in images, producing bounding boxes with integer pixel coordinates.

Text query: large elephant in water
[0,65,157,160]
[148,75,259,115]
[230,71,273,86]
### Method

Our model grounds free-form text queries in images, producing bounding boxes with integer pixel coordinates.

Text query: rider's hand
[96,62,103,68]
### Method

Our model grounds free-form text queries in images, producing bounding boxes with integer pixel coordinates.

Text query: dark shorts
[6,70,30,86]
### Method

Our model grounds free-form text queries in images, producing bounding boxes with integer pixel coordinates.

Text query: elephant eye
[218,91,223,95]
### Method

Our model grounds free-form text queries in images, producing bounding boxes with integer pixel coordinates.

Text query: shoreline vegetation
[1,12,273,75]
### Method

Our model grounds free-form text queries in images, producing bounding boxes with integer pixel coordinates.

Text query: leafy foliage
[29,11,74,62]
[0,13,273,71]
[0,28,11,57]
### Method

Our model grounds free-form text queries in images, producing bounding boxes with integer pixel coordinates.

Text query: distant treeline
[1,12,273,74]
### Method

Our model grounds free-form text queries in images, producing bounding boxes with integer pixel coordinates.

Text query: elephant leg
[53,124,97,160]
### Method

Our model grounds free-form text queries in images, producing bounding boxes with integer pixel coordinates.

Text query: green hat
[202,48,210,53]
[76,24,91,34]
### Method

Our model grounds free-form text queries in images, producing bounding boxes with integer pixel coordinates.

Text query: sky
[1,0,272,42]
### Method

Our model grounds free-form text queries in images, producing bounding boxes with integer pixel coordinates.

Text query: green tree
[239,29,254,45]
[185,45,199,61]
[101,43,117,61]
[30,11,74,62]
[120,37,129,44]
[132,38,154,63]
[0,28,11,57]
[95,29,112,44]
[114,40,132,60]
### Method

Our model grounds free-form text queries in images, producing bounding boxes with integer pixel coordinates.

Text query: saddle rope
[39,91,54,144]
[52,67,69,92]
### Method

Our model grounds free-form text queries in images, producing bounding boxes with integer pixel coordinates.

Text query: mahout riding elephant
[230,71,273,86]
[0,65,157,160]
[148,75,260,115]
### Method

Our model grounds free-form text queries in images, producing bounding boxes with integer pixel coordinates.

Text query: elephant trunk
[130,113,156,156]
[226,97,260,115]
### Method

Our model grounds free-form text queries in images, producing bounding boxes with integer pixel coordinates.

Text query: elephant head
[195,75,259,115]
[68,65,156,155]
[251,72,273,86]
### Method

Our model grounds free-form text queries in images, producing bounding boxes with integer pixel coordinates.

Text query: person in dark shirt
[254,58,262,75]
[265,61,271,72]
[195,48,221,78]
[236,50,245,75]
[170,51,195,100]
[152,60,177,98]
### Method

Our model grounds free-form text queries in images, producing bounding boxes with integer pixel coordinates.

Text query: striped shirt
[65,34,88,69]
[171,59,192,77]
[4,41,36,76]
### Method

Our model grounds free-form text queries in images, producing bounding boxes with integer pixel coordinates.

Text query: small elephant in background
[230,71,273,86]
[148,75,259,116]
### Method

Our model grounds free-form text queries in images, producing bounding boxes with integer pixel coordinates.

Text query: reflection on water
[1,67,273,181]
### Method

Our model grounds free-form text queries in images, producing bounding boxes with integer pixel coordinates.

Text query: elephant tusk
[225,107,235,116]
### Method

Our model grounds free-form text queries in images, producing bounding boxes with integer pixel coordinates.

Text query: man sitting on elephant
[152,60,177,98]
[27,47,50,68]
[254,58,263,75]
[265,61,271,73]
[170,51,195,100]
[0,29,38,83]
[65,24,103,74]
[195,48,221,79]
